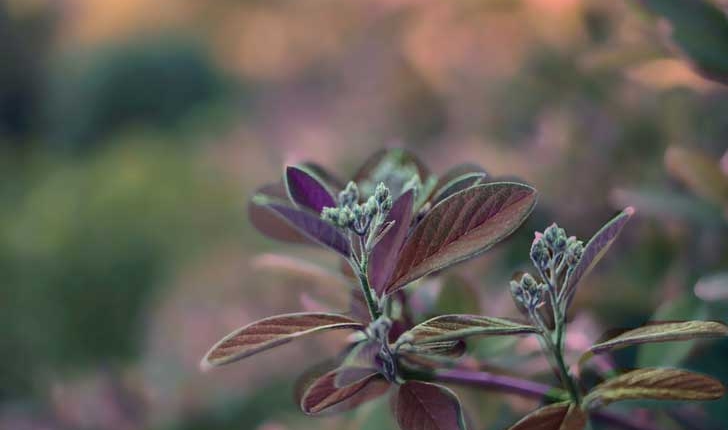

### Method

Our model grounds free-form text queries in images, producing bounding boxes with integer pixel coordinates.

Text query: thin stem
[355,235,381,320]
[433,368,567,402]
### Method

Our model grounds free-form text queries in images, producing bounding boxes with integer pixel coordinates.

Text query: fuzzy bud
[364,196,379,217]
[339,181,360,207]
[374,182,390,205]
[530,238,549,270]
[544,223,567,252]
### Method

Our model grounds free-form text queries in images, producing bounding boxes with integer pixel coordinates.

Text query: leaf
[589,321,728,355]
[285,165,338,213]
[369,190,415,295]
[300,368,389,415]
[563,207,634,308]
[263,202,351,257]
[431,172,487,205]
[665,146,728,206]
[300,161,345,190]
[404,314,539,345]
[248,182,313,244]
[695,271,728,302]
[639,0,728,85]
[353,148,430,185]
[385,182,538,294]
[507,402,587,430]
[583,368,725,409]
[201,313,363,369]
[335,340,381,387]
[393,381,467,430]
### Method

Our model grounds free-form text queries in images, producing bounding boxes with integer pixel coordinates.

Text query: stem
[433,368,567,402]
[354,235,380,320]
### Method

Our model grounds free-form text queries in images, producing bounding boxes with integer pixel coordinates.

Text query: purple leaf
[431,172,487,206]
[265,203,351,257]
[393,381,466,430]
[286,165,337,213]
[506,402,586,430]
[200,313,362,369]
[369,190,415,295]
[249,182,313,244]
[300,368,389,415]
[385,183,537,294]
[404,314,539,345]
[564,207,634,309]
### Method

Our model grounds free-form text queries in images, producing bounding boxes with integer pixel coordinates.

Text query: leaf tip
[199,357,215,373]
[624,206,636,217]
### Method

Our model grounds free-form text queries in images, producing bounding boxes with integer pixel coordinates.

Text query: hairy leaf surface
[394,381,466,430]
[405,314,539,345]
[584,368,725,408]
[564,207,634,307]
[589,320,728,354]
[386,183,537,294]
[201,313,363,369]
[507,402,587,430]
[286,165,337,213]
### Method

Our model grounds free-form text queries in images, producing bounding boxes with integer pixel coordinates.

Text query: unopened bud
[364,196,379,217]
[544,223,567,251]
[339,181,360,207]
[374,182,390,204]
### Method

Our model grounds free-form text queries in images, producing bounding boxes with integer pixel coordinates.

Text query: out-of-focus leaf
[385,183,537,294]
[353,148,430,186]
[639,0,728,85]
[695,272,728,302]
[393,381,466,430]
[285,165,337,213]
[261,201,351,257]
[300,162,345,191]
[435,164,488,190]
[335,340,381,387]
[506,402,587,430]
[584,368,725,408]
[435,275,481,315]
[369,190,414,295]
[564,207,634,308]
[588,321,728,354]
[248,183,313,244]
[404,315,539,345]
[431,172,487,205]
[637,295,708,368]
[610,187,723,225]
[200,313,363,369]
[300,368,389,415]
[665,146,728,206]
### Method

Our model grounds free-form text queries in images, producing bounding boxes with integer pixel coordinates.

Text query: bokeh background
[2,0,728,429]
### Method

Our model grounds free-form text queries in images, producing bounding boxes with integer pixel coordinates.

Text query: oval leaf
[394,381,466,430]
[249,183,313,244]
[589,321,728,355]
[263,202,351,257]
[564,207,634,308]
[369,190,415,295]
[286,165,337,213]
[584,368,725,409]
[385,182,537,294]
[301,368,389,415]
[431,172,487,205]
[507,402,587,430]
[404,314,539,345]
[201,313,363,369]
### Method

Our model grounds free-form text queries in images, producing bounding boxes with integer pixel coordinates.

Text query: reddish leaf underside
[584,368,725,409]
[265,202,351,257]
[300,368,389,415]
[588,320,728,355]
[201,313,363,369]
[507,402,587,430]
[564,207,634,308]
[369,190,415,294]
[286,165,337,213]
[394,381,466,430]
[385,183,537,294]
[405,314,539,345]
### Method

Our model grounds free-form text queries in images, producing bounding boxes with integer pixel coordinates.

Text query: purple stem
[434,369,660,430]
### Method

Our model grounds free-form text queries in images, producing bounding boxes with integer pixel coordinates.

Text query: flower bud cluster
[530,223,584,275]
[321,181,393,236]
[510,273,547,311]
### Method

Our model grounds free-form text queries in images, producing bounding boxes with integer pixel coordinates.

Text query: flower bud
[530,239,549,269]
[364,196,379,217]
[339,181,359,207]
[374,182,390,205]
[544,223,567,251]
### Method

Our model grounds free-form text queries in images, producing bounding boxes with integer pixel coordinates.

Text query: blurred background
[1,0,728,429]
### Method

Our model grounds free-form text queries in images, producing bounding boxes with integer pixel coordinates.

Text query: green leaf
[639,0,728,85]
[665,146,728,206]
[506,402,587,430]
[393,381,467,430]
[403,314,539,345]
[200,313,363,369]
[589,321,728,355]
[563,207,634,309]
[385,182,537,294]
[584,368,725,409]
